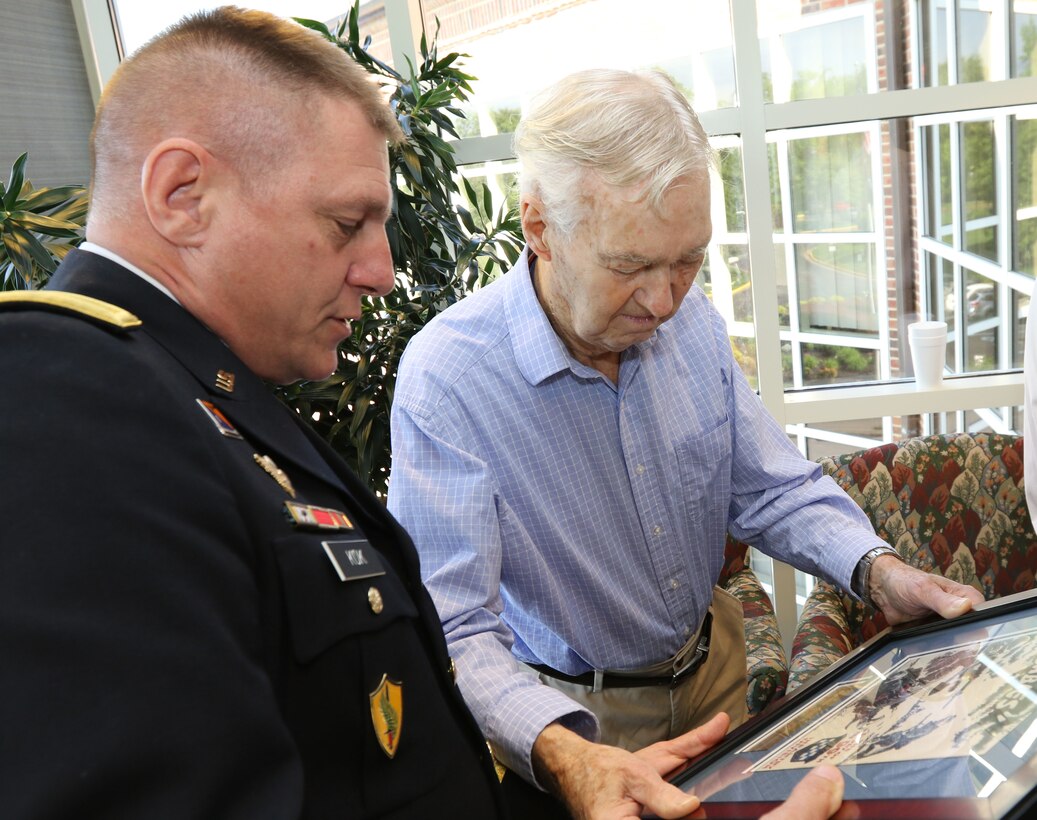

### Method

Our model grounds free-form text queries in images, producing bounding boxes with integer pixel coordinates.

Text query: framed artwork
[666,588,1037,819]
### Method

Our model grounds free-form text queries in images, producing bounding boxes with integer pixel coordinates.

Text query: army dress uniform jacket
[0,250,508,819]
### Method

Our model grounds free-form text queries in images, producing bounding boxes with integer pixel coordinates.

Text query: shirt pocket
[273,533,418,664]
[674,419,733,560]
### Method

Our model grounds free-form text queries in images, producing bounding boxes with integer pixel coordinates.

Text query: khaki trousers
[533,587,749,751]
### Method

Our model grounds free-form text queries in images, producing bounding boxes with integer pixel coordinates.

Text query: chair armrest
[724,567,788,715]
[787,580,861,691]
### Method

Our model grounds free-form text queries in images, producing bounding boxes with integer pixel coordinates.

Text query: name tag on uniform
[322,539,386,582]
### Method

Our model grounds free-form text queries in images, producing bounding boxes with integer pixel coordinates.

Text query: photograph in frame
[664,589,1037,819]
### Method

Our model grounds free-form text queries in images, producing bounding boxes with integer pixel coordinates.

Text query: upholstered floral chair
[788,432,1036,691]
[719,535,789,715]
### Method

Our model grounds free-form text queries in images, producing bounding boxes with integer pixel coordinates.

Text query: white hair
[514,69,715,238]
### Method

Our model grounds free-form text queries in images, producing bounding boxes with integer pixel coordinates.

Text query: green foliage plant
[0,9,521,499]
[282,4,524,496]
[0,153,88,291]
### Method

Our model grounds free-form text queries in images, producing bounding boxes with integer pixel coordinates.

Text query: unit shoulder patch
[0,291,142,333]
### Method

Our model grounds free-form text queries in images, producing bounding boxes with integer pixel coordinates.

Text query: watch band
[851,545,900,609]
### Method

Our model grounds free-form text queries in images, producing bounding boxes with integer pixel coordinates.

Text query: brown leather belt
[529,611,713,690]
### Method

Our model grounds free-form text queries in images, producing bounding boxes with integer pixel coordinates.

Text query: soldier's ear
[520,195,553,262]
[140,138,213,247]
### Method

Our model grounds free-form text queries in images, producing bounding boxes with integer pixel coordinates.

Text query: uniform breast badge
[253,453,295,498]
[369,674,403,758]
[284,501,353,531]
[196,399,243,439]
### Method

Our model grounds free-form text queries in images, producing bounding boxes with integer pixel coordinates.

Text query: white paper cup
[908,320,947,389]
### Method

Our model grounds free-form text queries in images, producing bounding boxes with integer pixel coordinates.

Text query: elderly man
[388,68,983,806]
[0,9,849,820]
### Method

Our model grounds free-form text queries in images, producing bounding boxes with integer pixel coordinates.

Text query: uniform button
[653,525,663,536]
[368,586,384,614]
[635,464,646,475]
[448,658,458,683]
[670,578,680,590]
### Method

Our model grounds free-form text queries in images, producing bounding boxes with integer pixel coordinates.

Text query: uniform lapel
[48,250,346,494]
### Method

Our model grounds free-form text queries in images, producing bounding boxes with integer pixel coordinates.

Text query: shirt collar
[504,247,576,386]
[503,246,657,387]
[79,241,181,304]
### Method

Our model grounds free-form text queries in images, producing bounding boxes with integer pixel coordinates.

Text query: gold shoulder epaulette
[0,291,142,332]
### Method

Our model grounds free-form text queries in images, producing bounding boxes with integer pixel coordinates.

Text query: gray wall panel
[0,0,96,187]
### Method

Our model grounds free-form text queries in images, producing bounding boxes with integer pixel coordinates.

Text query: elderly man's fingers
[636,712,731,776]
[875,560,985,624]
[759,766,844,820]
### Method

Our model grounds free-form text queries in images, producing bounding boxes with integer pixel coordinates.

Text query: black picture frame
[665,587,1037,819]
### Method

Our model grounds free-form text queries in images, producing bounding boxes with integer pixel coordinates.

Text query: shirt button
[635,464,646,475]
[652,525,662,536]
[670,578,680,590]
[683,625,693,637]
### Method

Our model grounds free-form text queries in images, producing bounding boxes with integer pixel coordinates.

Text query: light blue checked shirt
[387,248,885,781]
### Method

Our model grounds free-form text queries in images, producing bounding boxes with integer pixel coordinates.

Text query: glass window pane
[700,240,756,384]
[799,417,886,460]
[800,343,879,386]
[1013,114,1037,275]
[769,143,785,233]
[701,138,756,387]
[959,6,994,83]
[1015,6,1037,77]
[961,120,999,263]
[925,406,1023,434]
[920,0,950,86]
[457,161,520,221]
[789,132,874,233]
[776,245,791,330]
[720,244,752,323]
[963,273,999,372]
[110,2,388,60]
[757,0,885,103]
[781,340,794,388]
[788,132,871,234]
[927,251,953,325]
[428,0,735,139]
[794,244,879,335]
[732,336,758,392]
[719,147,746,234]
[1015,288,1031,368]
[922,123,953,244]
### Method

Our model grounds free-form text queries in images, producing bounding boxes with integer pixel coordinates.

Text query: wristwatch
[850,546,901,609]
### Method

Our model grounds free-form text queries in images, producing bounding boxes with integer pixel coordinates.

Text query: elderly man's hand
[531,713,730,819]
[870,554,984,625]
[758,766,845,820]
[533,713,852,820]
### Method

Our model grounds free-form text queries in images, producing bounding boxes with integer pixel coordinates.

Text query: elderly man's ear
[140,139,215,247]
[520,195,554,262]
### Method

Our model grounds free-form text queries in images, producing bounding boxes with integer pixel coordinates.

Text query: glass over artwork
[669,590,1037,818]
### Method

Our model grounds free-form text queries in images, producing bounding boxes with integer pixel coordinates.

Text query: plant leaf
[2,224,36,281]
[4,153,27,211]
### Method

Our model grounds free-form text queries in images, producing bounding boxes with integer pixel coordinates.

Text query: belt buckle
[669,620,712,689]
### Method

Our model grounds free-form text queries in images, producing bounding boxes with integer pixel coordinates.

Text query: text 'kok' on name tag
[322,539,387,583]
